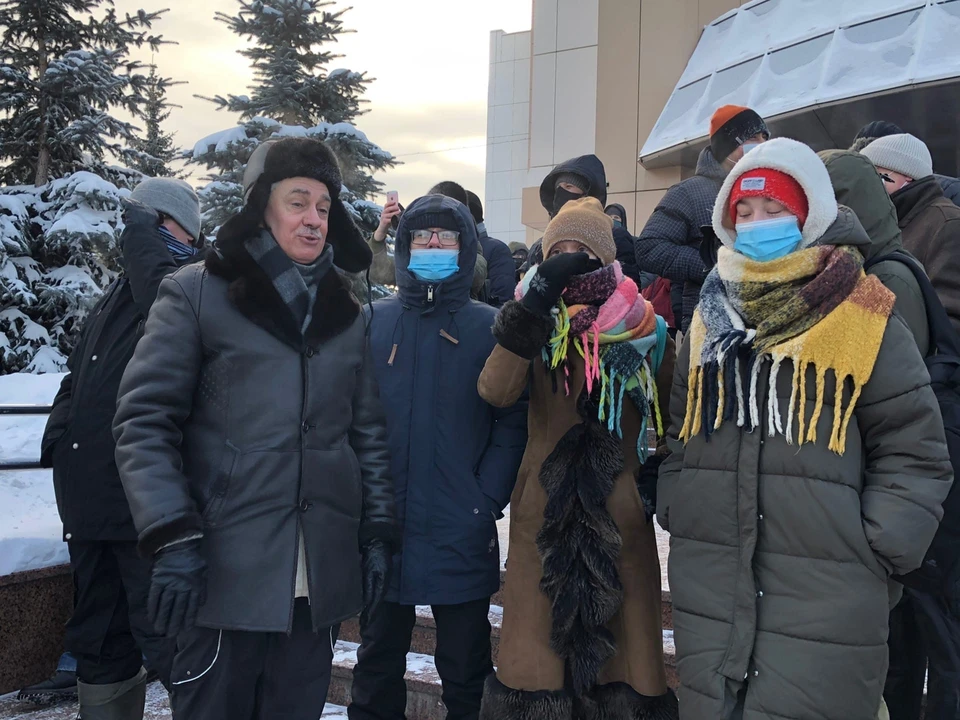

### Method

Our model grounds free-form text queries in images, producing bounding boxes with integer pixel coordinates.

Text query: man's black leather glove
[121,198,161,228]
[148,539,207,638]
[521,252,599,316]
[361,538,391,627]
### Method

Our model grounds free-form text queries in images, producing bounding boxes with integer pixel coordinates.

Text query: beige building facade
[487,0,960,243]
[486,0,754,241]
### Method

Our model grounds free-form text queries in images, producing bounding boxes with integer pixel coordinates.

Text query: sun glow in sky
[116,0,533,206]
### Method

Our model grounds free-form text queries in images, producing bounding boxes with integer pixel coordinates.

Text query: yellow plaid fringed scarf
[681,244,895,454]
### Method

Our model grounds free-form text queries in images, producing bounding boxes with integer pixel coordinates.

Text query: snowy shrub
[0,172,128,373]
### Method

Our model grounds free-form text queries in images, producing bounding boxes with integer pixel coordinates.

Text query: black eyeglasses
[878,172,895,184]
[411,229,460,247]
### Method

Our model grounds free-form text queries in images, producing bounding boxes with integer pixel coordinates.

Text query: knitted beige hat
[542,197,616,266]
[860,133,933,181]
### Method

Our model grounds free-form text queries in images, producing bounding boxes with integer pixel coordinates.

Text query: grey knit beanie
[553,172,589,194]
[860,133,933,181]
[130,178,201,241]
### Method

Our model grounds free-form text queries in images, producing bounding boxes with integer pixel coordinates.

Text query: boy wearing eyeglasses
[350,194,528,720]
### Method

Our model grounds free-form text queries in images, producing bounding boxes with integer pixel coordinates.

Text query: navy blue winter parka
[367,195,528,605]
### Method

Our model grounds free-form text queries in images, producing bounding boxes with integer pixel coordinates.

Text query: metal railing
[0,404,52,470]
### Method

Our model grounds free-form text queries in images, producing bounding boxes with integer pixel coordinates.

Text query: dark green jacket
[820,149,930,356]
[659,209,952,720]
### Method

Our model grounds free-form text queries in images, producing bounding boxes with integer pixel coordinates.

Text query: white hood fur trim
[712,137,839,250]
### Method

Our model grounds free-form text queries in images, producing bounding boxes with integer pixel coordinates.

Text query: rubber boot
[77,667,147,720]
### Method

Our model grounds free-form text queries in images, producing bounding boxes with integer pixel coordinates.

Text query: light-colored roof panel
[641,0,958,161]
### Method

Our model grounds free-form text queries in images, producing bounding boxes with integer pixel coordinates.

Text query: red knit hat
[728,168,809,227]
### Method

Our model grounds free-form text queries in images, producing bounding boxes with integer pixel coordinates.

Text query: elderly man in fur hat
[113,137,397,720]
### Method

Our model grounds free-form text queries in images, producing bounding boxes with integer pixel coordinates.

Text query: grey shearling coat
[114,222,395,634]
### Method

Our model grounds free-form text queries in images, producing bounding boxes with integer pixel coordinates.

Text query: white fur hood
[712,137,839,250]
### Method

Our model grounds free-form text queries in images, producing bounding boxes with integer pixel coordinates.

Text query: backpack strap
[865,250,960,357]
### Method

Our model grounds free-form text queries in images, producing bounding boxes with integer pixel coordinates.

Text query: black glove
[148,539,207,638]
[361,538,392,627]
[121,198,161,228]
[522,252,598,316]
[637,455,665,524]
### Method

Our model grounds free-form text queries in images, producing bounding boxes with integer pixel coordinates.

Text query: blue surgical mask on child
[733,215,803,263]
[408,248,460,282]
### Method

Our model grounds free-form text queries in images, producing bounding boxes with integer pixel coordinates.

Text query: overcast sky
[116,0,532,206]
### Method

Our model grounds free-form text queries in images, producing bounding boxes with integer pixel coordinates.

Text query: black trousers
[349,598,493,720]
[884,589,960,720]
[65,541,174,689]
[170,598,339,720]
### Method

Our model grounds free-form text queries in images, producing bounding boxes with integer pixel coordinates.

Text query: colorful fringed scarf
[682,244,895,454]
[517,262,668,460]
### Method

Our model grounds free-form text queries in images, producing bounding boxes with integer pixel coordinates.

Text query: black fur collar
[206,220,359,351]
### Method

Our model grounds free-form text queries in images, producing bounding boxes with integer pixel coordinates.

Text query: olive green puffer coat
[658,211,953,720]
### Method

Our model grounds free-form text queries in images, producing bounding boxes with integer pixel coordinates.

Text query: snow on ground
[0,372,67,576]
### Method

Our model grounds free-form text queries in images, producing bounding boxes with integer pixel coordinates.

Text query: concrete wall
[485,30,533,248]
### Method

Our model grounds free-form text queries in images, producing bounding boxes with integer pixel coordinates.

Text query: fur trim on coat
[479,675,573,720]
[577,683,679,720]
[493,300,556,360]
[206,224,360,351]
[536,396,626,697]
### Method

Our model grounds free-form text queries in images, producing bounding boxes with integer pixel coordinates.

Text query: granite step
[327,642,445,720]
[340,607,679,695]
[330,634,677,720]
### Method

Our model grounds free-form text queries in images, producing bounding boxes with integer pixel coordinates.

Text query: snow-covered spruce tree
[0,2,181,372]
[187,1,396,252]
[128,64,185,178]
[0,173,129,373]
[0,0,169,186]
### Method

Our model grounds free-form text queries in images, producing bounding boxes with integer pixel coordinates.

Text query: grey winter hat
[861,133,934,181]
[130,178,201,241]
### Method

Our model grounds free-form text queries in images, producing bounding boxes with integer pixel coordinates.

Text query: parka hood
[540,154,608,213]
[695,146,728,183]
[393,194,478,307]
[712,138,838,250]
[819,149,904,261]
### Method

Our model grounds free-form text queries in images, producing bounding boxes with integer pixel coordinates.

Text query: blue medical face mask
[407,248,460,282]
[733,215,803,263]
[741,142,761,155]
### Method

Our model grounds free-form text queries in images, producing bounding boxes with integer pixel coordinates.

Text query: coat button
[301,421,310,433]
[305,347,315,358]
[757,590,764,598]
[72,443,79,450]
[473,508,479,515]
[753,670,760,678]
[91,355,97,361]
[65,533,72,540]
[299,499,310,512]
[758,514,764,521]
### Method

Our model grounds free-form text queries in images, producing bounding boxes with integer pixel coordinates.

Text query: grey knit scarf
[244,228,333,334]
